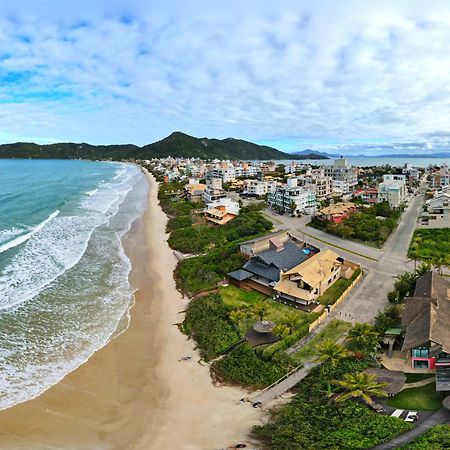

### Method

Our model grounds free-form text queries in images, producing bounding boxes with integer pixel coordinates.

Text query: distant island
[0,131,329,161]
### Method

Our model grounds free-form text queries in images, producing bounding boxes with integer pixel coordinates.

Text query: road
[264,181,427,324]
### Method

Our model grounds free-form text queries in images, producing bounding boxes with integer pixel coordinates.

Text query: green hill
[0,131,328,161]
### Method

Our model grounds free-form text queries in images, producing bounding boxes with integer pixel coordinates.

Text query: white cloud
[1,0,450,152]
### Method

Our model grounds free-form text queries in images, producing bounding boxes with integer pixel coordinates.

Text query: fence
[308,269,363,333]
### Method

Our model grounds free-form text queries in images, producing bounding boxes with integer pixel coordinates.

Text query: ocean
[0,159,148,410]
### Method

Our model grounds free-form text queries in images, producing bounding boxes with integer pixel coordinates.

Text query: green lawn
[317,268,361,305]
[405,373,435,384]
[409,228,450,266]
[387,382,443,411]
[219,285,317,334]
[291,319,352,363]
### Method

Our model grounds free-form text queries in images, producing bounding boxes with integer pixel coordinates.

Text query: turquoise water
[0,159,148,409]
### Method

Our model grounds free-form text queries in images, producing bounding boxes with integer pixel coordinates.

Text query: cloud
[1,0,450,151]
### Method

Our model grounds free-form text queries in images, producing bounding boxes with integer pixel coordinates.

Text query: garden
[400,425,450,449]
[387,382,443,411]
[309,201,403,248]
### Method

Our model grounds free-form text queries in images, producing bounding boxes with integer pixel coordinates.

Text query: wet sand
[0,170,263,450]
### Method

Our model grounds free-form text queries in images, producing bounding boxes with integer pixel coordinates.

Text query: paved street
[263,181,427,324]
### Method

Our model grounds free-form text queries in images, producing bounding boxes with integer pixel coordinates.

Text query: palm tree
[346,323,380,355]
[252,300,270,321]
[273,324,290,339]
[416,261,432,278]
[281,312,301,335]
[333,372,388,407]
[432,256,445,275]
[315,340,349,367]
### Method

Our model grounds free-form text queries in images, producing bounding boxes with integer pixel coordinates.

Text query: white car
[404,411,418,422]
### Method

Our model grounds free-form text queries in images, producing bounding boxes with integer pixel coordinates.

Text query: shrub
[183,294,240,361]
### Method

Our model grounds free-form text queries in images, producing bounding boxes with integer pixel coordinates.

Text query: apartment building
[202,178,228,203]
[269,178,316,215]
[431,164,450,189]
[377,174,407,207]
[323,159,358,194]
[419,192,450,228]
[297,169,333,202]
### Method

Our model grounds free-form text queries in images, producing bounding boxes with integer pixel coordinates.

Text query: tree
[333,372,388,407]
[416,261,432,278]
[252,300,270,321]
[346,323,380,355]
[281,312,302,335]
[432,256,445,275]
[315,340,349,367]
[394,271,417,300]
[273,324,290,339]
[374,304,401,333]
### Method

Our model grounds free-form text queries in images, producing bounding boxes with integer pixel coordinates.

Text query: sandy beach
[0,169,264,450]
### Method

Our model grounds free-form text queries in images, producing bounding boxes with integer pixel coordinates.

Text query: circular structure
[252,320,276,334]
[443,396,450,410]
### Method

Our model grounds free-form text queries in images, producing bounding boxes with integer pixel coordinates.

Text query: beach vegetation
[183,294,240,361]
[252,358,412,450]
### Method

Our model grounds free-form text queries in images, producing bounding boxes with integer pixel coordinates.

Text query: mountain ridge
[0,131,329,161]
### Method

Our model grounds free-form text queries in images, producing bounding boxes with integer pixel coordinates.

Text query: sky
[2,0,450,155]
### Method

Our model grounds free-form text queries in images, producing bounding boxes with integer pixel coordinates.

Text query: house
[206,196,240,216]
[204,205,236,225]
[273,249,344,310]
[419,192,450,228]
[378,174,407,207]
[227,232,319,297]
[184,183,206,202]
[203,178,227,203]
[401,272,450,390]
[353,187,378,204]
[317,202,357,223]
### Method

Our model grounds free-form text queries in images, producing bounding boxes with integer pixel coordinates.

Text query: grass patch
[220,284,317,333]
[408,228,450,266]
[405,373,435,384]
[387,382,443,411]
[317,268,362,305]
[399,424,450,449]
[292,320,352,363]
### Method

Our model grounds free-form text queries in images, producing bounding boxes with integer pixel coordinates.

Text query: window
[412,348,429,358]
[413,360,429,369]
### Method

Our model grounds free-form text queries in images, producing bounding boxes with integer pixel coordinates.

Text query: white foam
[85,189,98,196]
[0,210,60,255]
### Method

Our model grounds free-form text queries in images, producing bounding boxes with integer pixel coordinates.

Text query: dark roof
[243,261,281,282]
[245,328,280,347]
[227,269,253,281]
[242,239,312,283]
[364,368,405,395]
[402,272,450,353]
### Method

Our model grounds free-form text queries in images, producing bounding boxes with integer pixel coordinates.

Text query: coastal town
[139,156,450,449]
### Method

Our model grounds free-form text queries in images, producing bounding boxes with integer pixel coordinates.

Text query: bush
[252,358,412,449]
[400,425,450,449]
[387,290,399,303]
[212,342,293,388]
[183,294,240,361]
[374,304,401,333]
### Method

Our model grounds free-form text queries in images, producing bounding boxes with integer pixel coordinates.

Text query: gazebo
[245,320,280,347]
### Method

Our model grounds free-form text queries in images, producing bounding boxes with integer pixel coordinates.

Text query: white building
[419,192,450,228]
[297,169,333,202]
[210,166,236,183]
[323,159,358,194]
[243,180,270,197]
[206,196,240,216]
[269,178,316,216]
[203,178,227,203]
[377,174,407,207]
[431,164,450,189]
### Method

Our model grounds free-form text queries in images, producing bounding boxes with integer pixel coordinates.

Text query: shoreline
[0,167,263,449]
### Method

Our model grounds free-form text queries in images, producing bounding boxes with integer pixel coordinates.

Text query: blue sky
[2,0,450,155]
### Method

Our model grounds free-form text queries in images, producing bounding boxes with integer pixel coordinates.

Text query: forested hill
[0,131,328,161]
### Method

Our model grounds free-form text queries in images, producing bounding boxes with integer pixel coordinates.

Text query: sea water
[0,159,148,410]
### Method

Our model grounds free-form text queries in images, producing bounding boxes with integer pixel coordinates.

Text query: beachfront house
[227,231,319,298]
[401,272,450,391]
[204,204,236,225]
[273,249,344,310]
